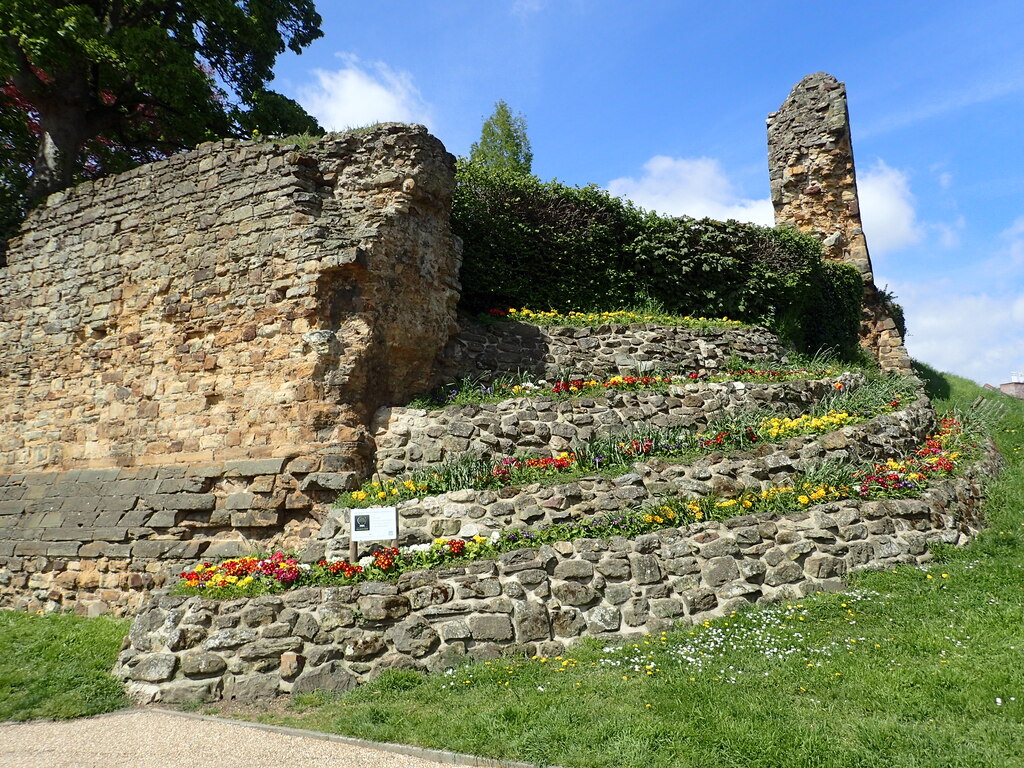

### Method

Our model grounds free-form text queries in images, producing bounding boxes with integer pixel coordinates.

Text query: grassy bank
[219,365,1024,768]
[0,611,129,722]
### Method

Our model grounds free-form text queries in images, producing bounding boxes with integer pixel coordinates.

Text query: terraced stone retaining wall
[439,319,785,381]
[372,373,865,479]
[313,396,937,557]
[116,445,999,705]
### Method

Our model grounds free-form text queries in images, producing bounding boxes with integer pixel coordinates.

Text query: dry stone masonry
[440,318,784,381]
[116,443,999,705]
[372,374,865,479]
[767,73,912,373]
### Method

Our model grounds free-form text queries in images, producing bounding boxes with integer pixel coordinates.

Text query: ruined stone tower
[767,72,912,373]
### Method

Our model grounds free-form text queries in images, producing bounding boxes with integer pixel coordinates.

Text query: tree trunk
[26,122,83,203]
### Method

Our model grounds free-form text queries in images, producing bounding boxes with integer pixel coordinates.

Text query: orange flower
[833,382,844,390]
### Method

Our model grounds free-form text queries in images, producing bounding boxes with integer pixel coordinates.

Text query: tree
[469,99,533,175]
[0,0,324,209]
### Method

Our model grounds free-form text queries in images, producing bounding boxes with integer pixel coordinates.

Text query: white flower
[996,698,1004,706]
[358,556,373,567]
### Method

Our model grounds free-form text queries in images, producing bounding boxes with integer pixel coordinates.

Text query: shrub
[452,160,863,357]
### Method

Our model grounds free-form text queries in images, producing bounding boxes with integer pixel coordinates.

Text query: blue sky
[270,0,1024,387]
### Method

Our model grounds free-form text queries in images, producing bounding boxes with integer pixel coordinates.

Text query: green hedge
[452,160,862,357]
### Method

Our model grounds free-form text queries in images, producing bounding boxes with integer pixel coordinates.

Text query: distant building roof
[999,382,1024,399]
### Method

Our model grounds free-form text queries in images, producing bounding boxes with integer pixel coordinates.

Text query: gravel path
[0,709,514,768]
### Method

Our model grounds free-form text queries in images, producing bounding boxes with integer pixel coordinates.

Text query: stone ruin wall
[767,73,912,373]
[0,125,462,614]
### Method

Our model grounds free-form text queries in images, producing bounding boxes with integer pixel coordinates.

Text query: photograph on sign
[350,506,398,542]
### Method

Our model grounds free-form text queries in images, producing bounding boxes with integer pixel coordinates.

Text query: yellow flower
[798,495,810,504]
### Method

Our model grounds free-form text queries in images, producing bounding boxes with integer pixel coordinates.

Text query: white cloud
[859,76,1024,138]
[931,216,965,249]
[938,171,953,190]
[889,279,1024,386]
[1004,216,1024,270]
[512,0,545,18]
[606,156,774,225]
[858,160,923,255]
[298,54,431,132]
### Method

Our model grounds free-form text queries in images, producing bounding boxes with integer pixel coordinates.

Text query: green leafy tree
[469,99,533,174]
[0,0,324,209]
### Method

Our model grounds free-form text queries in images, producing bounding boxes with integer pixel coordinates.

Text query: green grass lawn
[219,365,1024,768]
[0,610,129,722]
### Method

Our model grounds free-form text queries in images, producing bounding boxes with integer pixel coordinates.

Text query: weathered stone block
[180,652,227,679]
[385,617,439,657]
[469,615,514,641]
[513,602,550,642]
[628,553,662,584]
[357,594,410,622]
[551,581,597,606]
[130,654,178,683]
[701,556,740,588]
[553,559,594,580]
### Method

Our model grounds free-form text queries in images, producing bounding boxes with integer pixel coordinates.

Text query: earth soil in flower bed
[190,370,1024,768]
[346,375,918,508]
[176,412,978,599]
[406,355,862,410]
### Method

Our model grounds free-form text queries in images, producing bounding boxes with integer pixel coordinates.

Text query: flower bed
[485,307,744,329]
[354,379,911,509]
[411,366,846,409]
[177,415,975,599]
